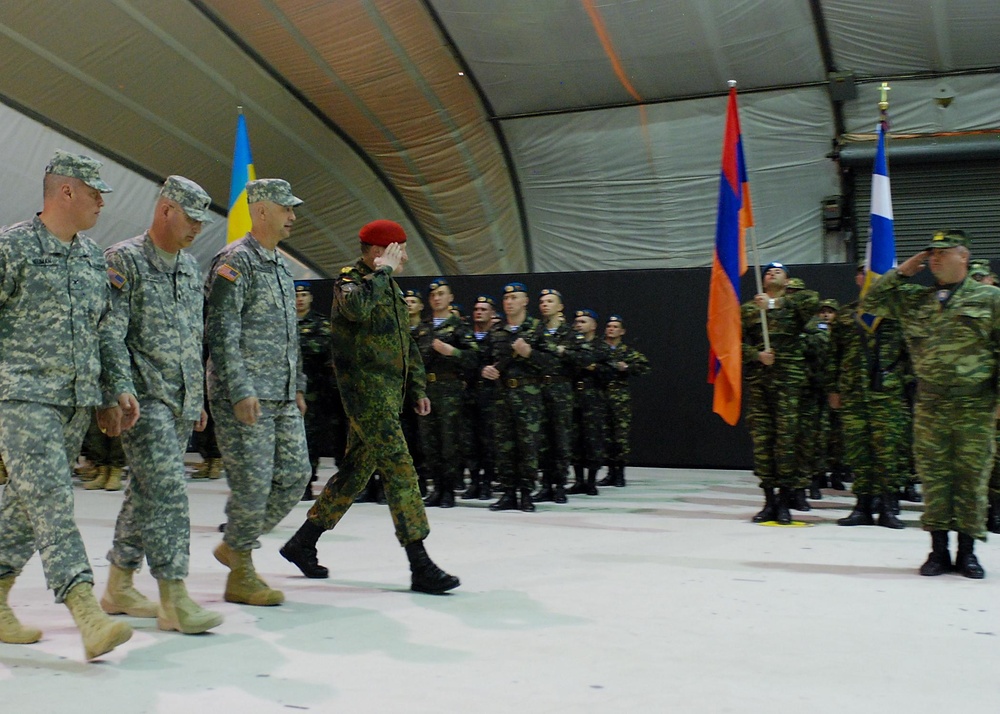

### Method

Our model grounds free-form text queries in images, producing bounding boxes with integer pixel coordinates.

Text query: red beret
[359,219,407,246]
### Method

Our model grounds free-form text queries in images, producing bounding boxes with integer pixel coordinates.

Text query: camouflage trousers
[494,382,543,491]
[308,411,430,546]
[990,425,1000,499]
[538,380,573,484]
[914,392,995,540]
[745,377,803,489]
[211,397,311,552]
[463,381,496,479]
[797,387,826,488]
[0,401,93,602]
[839,390,908,496]
[418,379,466,489]
[573,385,608,469]
[108,400,194,580]
[83,411,126,467]
[605,385,632,467]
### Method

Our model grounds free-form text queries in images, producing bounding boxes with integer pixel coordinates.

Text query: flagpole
[730,79,771,353]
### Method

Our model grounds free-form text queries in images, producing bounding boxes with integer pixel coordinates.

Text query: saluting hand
[897,250,928,278]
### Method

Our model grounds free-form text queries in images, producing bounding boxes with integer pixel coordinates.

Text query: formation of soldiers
[743,244,1000,578]
[294,278,652,515]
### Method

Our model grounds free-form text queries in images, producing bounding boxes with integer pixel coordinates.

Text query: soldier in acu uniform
[0,150,138,660]
[98,176,223,634]
[863,229,1000,578]
[205,179,311,606]
[742,262,819,524]
[416,278,479,508]
[280,220,459,594]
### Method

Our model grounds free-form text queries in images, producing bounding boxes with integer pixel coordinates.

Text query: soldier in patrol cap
[785,277,806,294]
[205,178,311,606]
[864,229,1000,577]
[281,219,460,594]
[0,150,138,660]
[482,281,554,511]
[415,277,478,508]
[98,175,223,634]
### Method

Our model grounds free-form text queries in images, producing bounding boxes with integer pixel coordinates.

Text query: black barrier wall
[303,262,859,469]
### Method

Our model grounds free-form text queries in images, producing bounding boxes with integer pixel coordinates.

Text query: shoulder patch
[217,263,241,283]
[107,267,127,289]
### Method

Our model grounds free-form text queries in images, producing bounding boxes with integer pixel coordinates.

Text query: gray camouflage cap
[45,149,113,193]
[246,178,303,207]
[160,175,214,222]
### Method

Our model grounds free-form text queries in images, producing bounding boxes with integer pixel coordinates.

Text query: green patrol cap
[969,265,990,280]
[925,229,969,250]
[160,175,214,222]
[819,298,840,311]
[786,277,806,290]
[246,179,303,207]
[45,149,113,192]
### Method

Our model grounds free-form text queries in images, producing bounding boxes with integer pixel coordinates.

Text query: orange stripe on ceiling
[580,0,642,103]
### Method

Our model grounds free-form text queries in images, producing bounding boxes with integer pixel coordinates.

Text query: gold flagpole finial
[878,82,891,112]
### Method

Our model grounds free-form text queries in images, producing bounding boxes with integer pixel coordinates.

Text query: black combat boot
[519,489,536,512]
[614,464,626,487]
[808,474,823,500]
[586,468,600,496]
[791,488,811,512]
[597,467,615,487]
[423,478,444,507]
[553,481,568,504]
[988,497,1000,535]
[532,474,555,503]
[829,468,846,491]
[901,482,922,503]
[439,481,455,509]
[280,520,330,579]
[752,487,777,523]
[461,472,482,500]
[876,492,905,529]
[301,481,315,501]
[478,471,492,501]
[406,540,460,594]
[955,533,985,579]
[919,531,952,576]
[567,464,587,494]
[775,488,792,525]
[489,490,518,511]
[838,494,874,526]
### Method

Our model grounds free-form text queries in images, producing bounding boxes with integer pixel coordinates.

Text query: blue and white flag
[859,121,894,329]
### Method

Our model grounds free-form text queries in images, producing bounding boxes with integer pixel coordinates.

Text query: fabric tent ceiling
[0,0,998,277]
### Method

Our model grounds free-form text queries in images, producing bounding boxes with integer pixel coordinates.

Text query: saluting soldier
[98,176,223,634]
[416,277,479,508]
[205,179,311,607]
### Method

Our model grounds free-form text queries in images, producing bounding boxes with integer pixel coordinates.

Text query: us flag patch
[217,263,241,282]
[107,267,127,289]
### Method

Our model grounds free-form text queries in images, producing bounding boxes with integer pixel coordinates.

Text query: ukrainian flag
[227,110,256,243]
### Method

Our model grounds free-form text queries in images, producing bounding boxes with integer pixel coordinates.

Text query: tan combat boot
[100,564,158,618]
[0,575,42,644]
[64,582,132,660]
[214,542,283,606]
[207,458,224,480]
[157,580,224,634]
[190,460,209,479]
[84,465,110,490]
[104,466,125,491]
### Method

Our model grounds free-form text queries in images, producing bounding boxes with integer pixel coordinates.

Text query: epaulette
[340,266,353,274]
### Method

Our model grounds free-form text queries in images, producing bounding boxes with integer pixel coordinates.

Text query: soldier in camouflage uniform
[569,309,615,495]
[205,179,311,606]
[280,220,459,594]
[863,230,1000,578]
[416,278,479,508]
[601,314,651,487]
[461,295,499,500]
[295,281,341,501]
[0,150,136,660]
[81,415,127,491]
[533,289,578,503]
[742,262,819,524]
[482,282,554,512]
[792,296,831,511]
[99,176,223,634]
[827,264,909,529]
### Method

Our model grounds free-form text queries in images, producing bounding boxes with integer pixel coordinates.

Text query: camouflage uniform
[483,316,553,495]
[308,259,430,546]
[862,268,1000,540]
[414,313,479,501]
[205,233,310,552]
[797,315,830,492]
[0,215,131,602]
[102,231,205,580]
[463,327,498,495]
[298,306,344,471]
[741,289,820,490]
[826,302,910,498]
[604,342,651,476]
[536,320,579,493]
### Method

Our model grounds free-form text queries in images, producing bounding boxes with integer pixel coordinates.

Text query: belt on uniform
[917,380,995,398]
[505,376,540,388]
[426,372,463,383]
[542,375,570,384]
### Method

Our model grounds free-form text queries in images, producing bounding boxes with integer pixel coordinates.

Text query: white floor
[2,463,1000,714]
